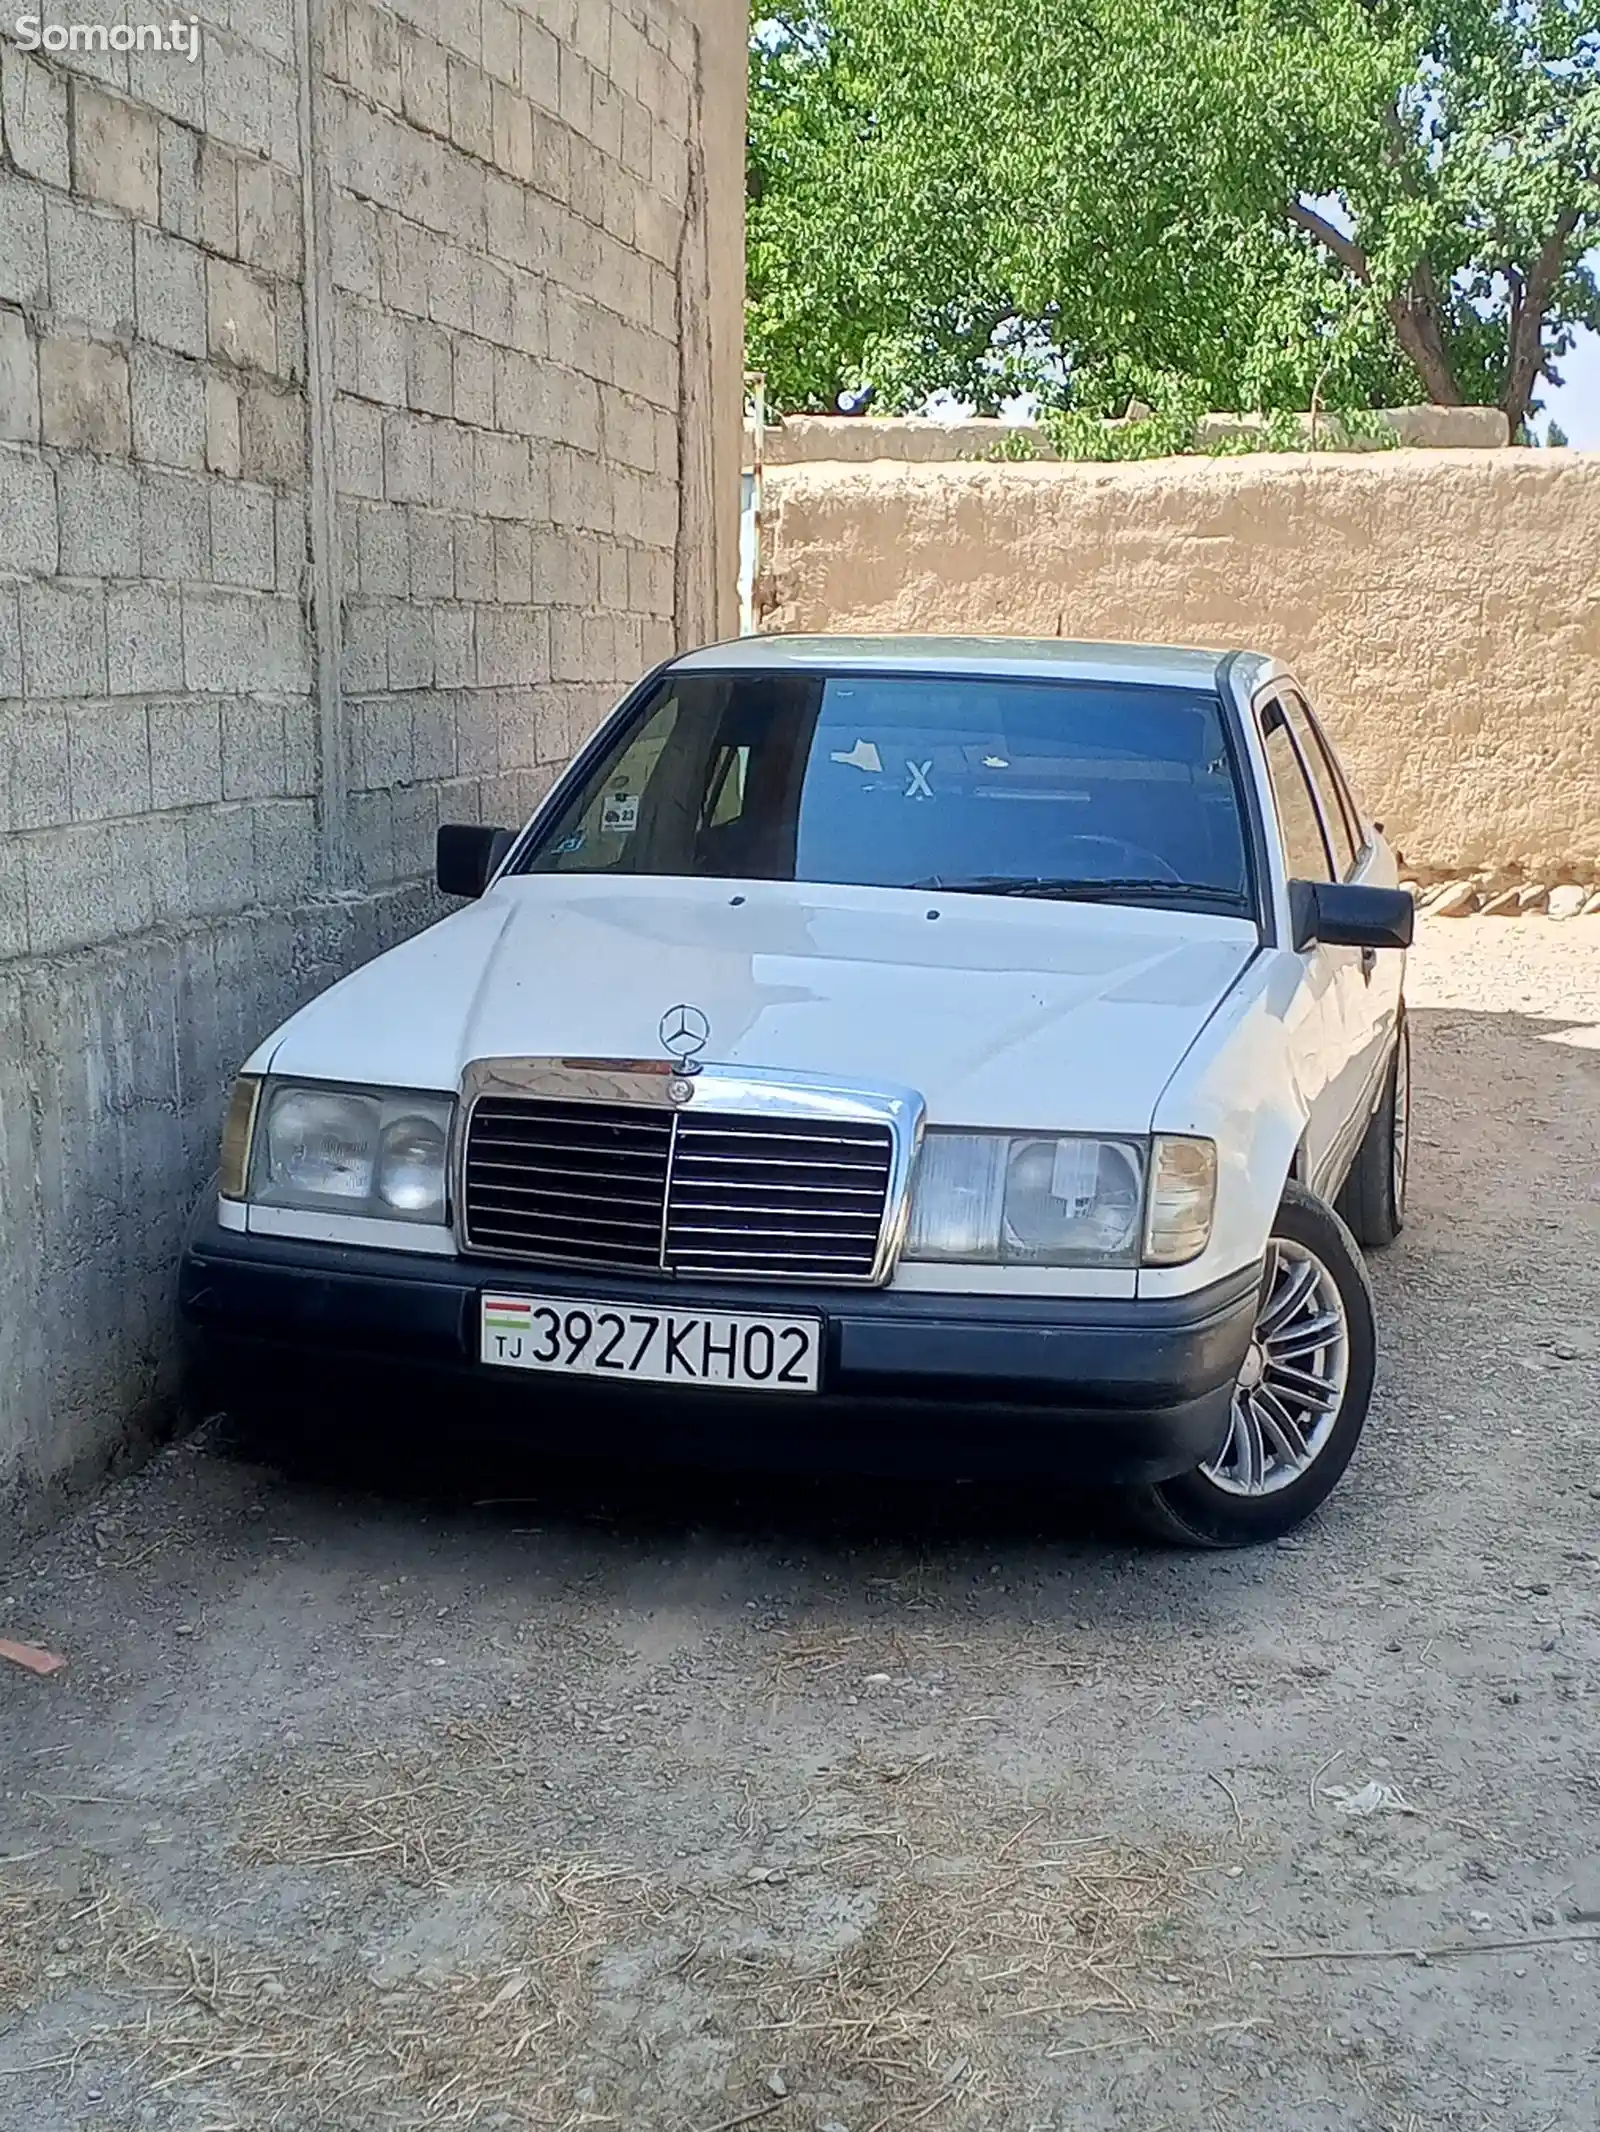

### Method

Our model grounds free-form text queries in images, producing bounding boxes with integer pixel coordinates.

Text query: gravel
[2,916,1598,2130]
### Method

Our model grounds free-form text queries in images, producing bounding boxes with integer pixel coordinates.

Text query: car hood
[262,875,1257,1132]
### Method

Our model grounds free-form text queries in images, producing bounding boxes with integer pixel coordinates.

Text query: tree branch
[1502,207,1583,434]
[1286,199,1371,284]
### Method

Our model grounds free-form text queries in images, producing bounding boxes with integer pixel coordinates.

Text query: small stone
[1582,888,1600,918]
[1468,1910,1494,1932]
[767,2070,789,2096]
[1548,884,1587,920]
[1517,883,1549,912]
[1430,880,1478,917]
[862,1672,891,1687]
[1479,887,1523,916]
[1531,1903,1558,1927]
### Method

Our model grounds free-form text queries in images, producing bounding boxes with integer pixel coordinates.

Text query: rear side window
[1262,709,1334,883]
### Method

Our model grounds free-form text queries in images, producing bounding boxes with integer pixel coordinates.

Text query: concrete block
[455,689,497,774]
[237,159,302,279]
[411,688,458,778]
[494,519,531,603]
[22,821,122,954]
[407,509,454,598]
[108,584,184,693]
[130,344,205,469]
[147,695,222,809]
[347,788,394,887]
[56,455,136,576]
[387,603,435,689]
[332,191,382,299]
[276,496,306,592]
[354,695,413,788]
[477,607,547,686]
[250,797,318,905]
[568,137,604,227]
[283,698,315,792]
[492,82,533,181]
[600,538,629,612]
[453,333,494,426]
[392,776,441,880]
[508,268,546,357]
[430,417,474,509]
[472,257,515,347]
[0,440,54,573]
[1,701,71,828]
[23,581,107,697]
[0,834,25,960]
[433,607,474,686]
[400,30,449,133]
[221,697,286,799]
[128,35,204,128]
[199,139,239,254]
[475,429,529,518]
[207,258,278,373]
[181,585,266,694]
[0,589,17,695]
[211,482,277,590]
[406,320,453,415]
[206,374,241,476]
[428,241,477,334]
[203,29,273,159]
[183,802,256,915]
[358,501,409,596]
[448,57,493,160]
[44,194,132,336]
[140,468,210,578]
[240,383,304,488]
[521,17,560,114]
[356,303,408,405]
[68,701,152,819]
[340,602,388,693]
[39,328,129,449]
[158,120,201,241]
[383,409,432,504]
[454,516,494,599]
[558,46,592,134]
[0,308,39,443]
[2,45,70,188]
[334,392,384,499]
[135,225,207,358]
[344,0,403,107]
[481,0,522,83]
[70,81,159,219]
[380,213,434,319]
[0,173,47,313]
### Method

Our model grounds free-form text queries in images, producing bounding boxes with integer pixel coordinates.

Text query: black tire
[1335,1006,1409,1248]
[1127,1182,1376,1548]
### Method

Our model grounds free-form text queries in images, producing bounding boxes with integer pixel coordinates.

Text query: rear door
[1256,695,1350,1190]
[1279,689,1398,1149]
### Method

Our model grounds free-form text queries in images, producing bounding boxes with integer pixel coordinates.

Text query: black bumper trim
[179,1196,1261,1484]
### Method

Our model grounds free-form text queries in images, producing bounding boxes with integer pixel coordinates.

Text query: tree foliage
[746,0,1600,432]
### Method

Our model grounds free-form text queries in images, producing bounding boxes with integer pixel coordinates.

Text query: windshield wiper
[911,875,1248,909]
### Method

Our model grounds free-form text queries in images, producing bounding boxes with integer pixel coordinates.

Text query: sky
[1541,291,1600,446]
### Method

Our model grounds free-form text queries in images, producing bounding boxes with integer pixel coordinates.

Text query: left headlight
[221,1077,455,1226]
[904,1131,1215,1269]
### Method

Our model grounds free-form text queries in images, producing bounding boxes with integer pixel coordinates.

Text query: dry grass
[0,1720,1233,2129]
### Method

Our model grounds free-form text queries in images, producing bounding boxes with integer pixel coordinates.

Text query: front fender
[1140,949,1310,1298]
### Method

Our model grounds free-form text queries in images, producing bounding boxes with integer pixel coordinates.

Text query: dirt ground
[3,916,1599,2132]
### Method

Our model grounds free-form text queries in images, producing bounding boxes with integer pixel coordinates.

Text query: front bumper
[179,1199,1260,1485]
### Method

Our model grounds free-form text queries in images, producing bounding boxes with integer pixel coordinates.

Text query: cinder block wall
[0,0,746,1531]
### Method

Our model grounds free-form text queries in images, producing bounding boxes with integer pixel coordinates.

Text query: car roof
[669,634,1279,692]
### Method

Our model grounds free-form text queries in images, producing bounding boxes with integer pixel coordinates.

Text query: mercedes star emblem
[659,1003,711,1075]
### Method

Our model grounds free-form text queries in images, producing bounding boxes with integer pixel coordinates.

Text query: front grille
[461,1098,894,1282]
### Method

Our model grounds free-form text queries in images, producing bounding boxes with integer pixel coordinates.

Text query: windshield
[515,670,1253,914]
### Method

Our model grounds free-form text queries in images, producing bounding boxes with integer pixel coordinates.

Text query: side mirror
[1289,879,1414,953]
[437,823,515,899]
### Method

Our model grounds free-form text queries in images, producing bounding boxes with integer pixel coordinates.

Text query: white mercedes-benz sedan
[181,636,1413,1546]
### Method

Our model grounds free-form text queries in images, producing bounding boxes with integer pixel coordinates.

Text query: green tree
[747,1,1600,435]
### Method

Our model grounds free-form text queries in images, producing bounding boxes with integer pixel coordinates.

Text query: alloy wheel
[1202,1240,1350,1497]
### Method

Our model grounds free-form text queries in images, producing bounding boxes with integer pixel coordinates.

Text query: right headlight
[219,1076,455,1226]
[903,1131,1214,1268]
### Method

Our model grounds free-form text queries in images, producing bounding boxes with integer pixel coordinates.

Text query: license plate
[480,1294,822,1393]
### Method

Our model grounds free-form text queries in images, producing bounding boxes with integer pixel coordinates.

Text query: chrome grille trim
[455,1060,923,1286]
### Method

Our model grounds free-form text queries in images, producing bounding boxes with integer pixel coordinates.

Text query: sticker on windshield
[601,792,639,835]
[830,739,882,773]
[904,759,934,799]
[552,831,586,854]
